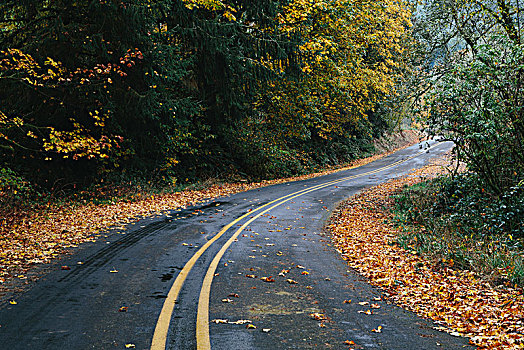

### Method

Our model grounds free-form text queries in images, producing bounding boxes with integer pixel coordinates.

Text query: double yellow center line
[151,144,438,350]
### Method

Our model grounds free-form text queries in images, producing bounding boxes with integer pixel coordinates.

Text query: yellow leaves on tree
[44,125,120,161]
[181,0,237,21]
[257,0,412,139]
[0,49,65,87]
[0,48,133,160]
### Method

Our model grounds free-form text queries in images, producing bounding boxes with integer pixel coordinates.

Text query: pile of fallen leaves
[328,159,524,349]
[0,133,419,288]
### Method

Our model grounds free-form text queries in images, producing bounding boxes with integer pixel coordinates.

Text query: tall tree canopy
[412,0,524,195]
[0,0,412,193]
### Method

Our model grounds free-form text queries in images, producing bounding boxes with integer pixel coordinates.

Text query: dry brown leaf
[309,313,327,320]
[260,276,275,283]
[211,319,228,324]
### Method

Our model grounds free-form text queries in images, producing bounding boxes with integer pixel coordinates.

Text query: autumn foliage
[0,0,412,198]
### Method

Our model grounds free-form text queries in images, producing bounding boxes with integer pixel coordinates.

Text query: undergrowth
[392,173,524,287]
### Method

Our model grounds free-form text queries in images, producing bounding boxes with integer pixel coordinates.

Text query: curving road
[0,139,471,349]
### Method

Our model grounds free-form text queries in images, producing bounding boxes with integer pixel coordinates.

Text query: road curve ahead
[0,140,471,350]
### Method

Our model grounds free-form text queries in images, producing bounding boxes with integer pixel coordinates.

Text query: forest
[0,0,411,200]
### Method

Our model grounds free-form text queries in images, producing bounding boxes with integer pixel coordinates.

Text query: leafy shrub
[0,167,35,206]
[425,36,524,196]
[393,174,524,285]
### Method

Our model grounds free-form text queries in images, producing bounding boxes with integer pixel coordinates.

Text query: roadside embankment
[327,155,524,349]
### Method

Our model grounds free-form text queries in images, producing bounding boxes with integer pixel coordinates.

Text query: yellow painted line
[196,182,354,349]
[195,145,442,349]
[152,143,440,350]
[150,170,370,349]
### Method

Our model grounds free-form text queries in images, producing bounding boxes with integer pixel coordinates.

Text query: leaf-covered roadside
[0,136,416,291]
[328,158,524,349]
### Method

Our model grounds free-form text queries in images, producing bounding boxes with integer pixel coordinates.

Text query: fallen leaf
[262,328,271,333]
[310,313,327,320]
[372,326,383,333]
[125,344,135,349]
[246,324,257,329]
[343,300,352,304]
[9,300,17,305]
[358,302,369,306]
[279,269,290,276]
[222,298,233,303]
[212,319,228,324]
[61,266,70,270]
[118,306,128,312]
[228,293,240,298]
[229,319,252,325]
[358,310,372,315]
[261,276,275,283]
[110,269,118,273]
[245,274,256,278]
[371,304,381,309]
[286,279,298,284]
[301,271,310,275]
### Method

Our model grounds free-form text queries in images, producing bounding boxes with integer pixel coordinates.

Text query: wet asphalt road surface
[0,140,472,350]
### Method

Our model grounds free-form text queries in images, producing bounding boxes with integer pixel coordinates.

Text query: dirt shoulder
[327,155,524,349]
